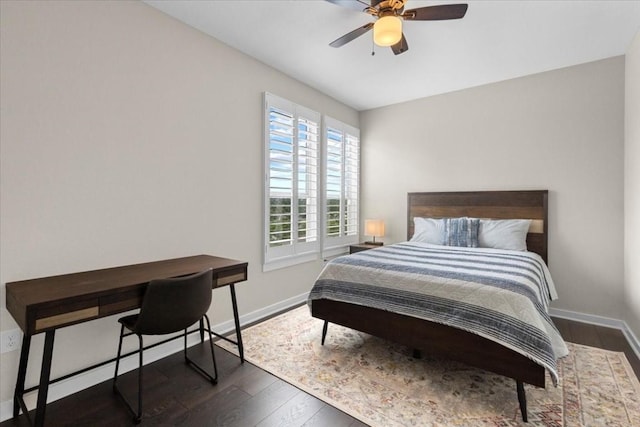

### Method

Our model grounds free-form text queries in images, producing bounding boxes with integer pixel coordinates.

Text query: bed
[308,190,568,421]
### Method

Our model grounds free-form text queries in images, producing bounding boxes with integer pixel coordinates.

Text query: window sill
[322,246,350,260]
[263,252,319,272]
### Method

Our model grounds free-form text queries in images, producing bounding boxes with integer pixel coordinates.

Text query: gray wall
[625,31,640,335]
[0,0,357,407]
[360,57,626,324]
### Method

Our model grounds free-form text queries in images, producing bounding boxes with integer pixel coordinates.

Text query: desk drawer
[34,299,100,333]
[100,289,144,317]
[214,268,247,287]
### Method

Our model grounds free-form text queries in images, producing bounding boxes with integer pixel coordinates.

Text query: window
[263,94,360,270]
[264,93,320,270]
[323,117,360,256]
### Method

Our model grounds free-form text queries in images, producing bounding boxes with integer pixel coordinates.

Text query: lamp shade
[364,219,385,238]
[373,15,402,47]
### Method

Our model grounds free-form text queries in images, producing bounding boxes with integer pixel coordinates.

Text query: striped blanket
[308,242,569,385]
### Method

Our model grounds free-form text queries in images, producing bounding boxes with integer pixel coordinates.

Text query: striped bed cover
[308,242,569,385]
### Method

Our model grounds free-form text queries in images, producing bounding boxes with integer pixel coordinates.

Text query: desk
[5,254,248,427]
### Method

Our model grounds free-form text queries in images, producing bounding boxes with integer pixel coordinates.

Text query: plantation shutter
[323,117,360,252]
[344,131,360,237]
[325,126,343,238]
[297,116,319,244]
[267,106,294,248]
[264,93,320,269]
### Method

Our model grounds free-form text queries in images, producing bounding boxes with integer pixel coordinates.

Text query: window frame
[263,93,360,271]
[263,93,321,271]
[322,116,360,258]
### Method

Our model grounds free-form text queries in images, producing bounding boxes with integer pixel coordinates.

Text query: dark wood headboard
[407,190,548,263]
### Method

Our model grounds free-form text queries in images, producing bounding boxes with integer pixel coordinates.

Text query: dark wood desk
[5,254,248,427]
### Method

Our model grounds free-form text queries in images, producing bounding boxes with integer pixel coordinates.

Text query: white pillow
[411,217,445,244]
[478,219,532,251]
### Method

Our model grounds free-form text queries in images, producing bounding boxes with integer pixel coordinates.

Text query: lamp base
[363,241,383,246]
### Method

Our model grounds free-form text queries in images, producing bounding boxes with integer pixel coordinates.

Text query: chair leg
[204,314,218,383]
[136,335,143,424]
[113,329,143,424]
[184,314,218,384]
[113,324,125,391]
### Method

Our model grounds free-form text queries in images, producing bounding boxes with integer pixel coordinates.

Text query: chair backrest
[132,269,213,335]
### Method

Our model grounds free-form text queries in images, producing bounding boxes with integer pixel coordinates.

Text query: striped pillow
[443,217,480,247]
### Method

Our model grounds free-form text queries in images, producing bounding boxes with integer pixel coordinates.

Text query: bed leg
[321,321,328,345]
[516,380,528,422]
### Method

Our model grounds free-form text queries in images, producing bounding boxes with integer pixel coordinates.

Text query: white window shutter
[264,93,320,270]
[323,117,360,252]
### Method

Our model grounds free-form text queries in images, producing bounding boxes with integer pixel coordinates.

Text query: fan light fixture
[329,2,468,55]
[373,15,402,47]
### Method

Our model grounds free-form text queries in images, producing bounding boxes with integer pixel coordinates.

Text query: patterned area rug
[216,306,640,426]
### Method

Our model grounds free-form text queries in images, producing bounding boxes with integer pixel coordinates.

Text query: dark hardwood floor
[552,316,640,377]
[1,316,638,427]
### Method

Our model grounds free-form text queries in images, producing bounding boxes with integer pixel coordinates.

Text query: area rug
[216,306,640,426]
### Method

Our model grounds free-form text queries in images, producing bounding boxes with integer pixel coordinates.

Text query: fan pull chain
[371,37,375,56]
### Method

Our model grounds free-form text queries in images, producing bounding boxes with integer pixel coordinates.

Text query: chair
[113,269,217,424]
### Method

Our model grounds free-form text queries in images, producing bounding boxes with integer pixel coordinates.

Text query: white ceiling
[145,0,640,111]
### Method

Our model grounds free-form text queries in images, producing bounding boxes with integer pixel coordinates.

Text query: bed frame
[310,190,550,422]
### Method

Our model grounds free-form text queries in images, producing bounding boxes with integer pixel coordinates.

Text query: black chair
[113,269,218,424]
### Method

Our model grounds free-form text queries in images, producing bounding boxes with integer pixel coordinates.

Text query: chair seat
[118,314,139,331]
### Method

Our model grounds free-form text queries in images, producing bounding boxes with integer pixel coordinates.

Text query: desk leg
[13,334,31,417]
[229,284,244,363]
[34,330,55,427]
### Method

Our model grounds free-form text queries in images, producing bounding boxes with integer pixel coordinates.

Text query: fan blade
[330,22,374,47]
[325,0,372,13]
[391,34,408,55]
[403,4,468,21]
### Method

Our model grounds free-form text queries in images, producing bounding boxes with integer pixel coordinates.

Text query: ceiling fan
[326,0,468,55]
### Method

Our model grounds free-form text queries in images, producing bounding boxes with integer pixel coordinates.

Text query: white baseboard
[622,326,640,360]
[0,292,309,423]
[549,307,640,360]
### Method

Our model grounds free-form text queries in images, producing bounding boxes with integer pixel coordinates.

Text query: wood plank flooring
[1,315,638,427]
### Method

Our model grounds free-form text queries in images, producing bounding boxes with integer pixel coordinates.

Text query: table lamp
[364,219,385,245]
